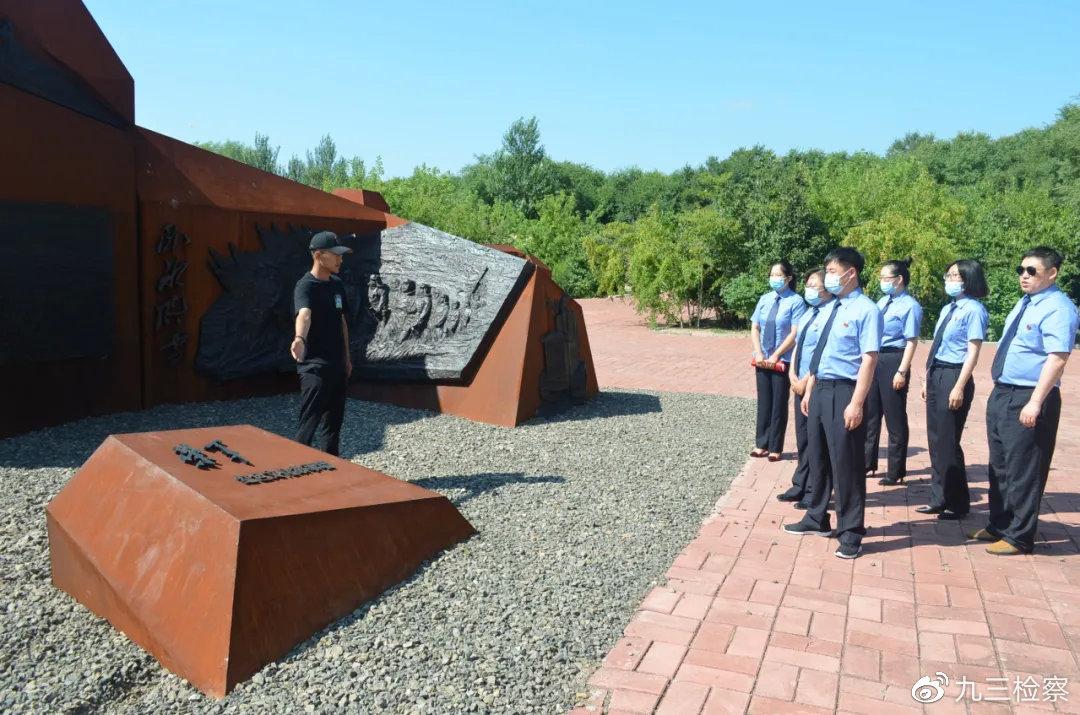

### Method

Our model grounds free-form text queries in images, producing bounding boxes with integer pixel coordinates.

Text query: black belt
[930,359,963,370]
[816,378,856,386]
[880,346,904,354]
[993,382,1039,391]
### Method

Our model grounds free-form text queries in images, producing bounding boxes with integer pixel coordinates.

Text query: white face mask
[824,272,844,295]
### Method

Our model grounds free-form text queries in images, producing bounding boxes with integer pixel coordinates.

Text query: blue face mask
[768,277,786,291]
[804,288,822,306]
[824,273,843,295]
[879,280,897,296]
[944,280,964,298]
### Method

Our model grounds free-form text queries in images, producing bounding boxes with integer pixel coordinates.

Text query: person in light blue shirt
[783,247,882,560]
[749,260,807,461]
[776,269,834,505]
[918,259,989,520]
[865,258,923,486]
[972,247,1080,555]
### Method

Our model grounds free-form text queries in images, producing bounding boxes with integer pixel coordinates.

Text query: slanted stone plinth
[46,425,474,697]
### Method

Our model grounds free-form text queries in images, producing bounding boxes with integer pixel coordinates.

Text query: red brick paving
[573,298,1080,715]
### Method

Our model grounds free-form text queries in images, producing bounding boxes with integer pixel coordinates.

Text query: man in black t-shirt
[291,231,353,456]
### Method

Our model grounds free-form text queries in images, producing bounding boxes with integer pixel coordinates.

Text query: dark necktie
[762,295,780,354]
[795,306,820,375]
[925,300,958,370]
[808,299,841,376]
[991,295,1032,382]
[882,296,894,314]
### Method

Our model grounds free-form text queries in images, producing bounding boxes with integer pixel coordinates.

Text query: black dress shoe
[937,510,968,521]
[776,491,802,502]
[794,500,810,510]
[915,504,946,515]
[878,475,904,486]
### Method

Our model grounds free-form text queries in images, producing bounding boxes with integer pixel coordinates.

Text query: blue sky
[86,0,1080,178]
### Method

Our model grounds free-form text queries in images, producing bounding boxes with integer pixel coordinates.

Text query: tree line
[197,103,1080,339]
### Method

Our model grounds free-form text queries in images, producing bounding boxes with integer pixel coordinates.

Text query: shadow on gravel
[0,395,428,470]
[411,471,566,507]
[528,390,662,425]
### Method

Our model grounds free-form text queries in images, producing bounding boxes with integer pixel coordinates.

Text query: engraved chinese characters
[155,224,190,367]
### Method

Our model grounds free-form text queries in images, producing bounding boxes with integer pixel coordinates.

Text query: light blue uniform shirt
[751,287,807,362]
[931,297,988,363]
[814,289,883,381]
[878,292,923,349]
[794,302,832,378]
[997,285,1079,387]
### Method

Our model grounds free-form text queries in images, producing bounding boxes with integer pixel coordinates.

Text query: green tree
[195,133,281,174]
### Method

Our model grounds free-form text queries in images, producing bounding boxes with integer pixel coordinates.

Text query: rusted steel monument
[47,425,475,696]
[2,0,598,697]
[0,0,597,439]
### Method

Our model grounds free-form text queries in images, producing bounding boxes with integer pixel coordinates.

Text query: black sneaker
[835,543,862,559]
[783,521,832,537]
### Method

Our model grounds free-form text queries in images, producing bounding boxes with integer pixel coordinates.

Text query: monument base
[47,425,474,697]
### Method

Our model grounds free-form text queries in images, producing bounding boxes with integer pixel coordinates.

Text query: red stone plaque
[46,425,475,697]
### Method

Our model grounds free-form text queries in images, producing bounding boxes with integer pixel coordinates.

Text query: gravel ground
[0,389,753,714]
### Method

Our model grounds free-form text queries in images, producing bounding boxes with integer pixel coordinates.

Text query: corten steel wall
[0,0,134,123]
[1,0,598,436]
[0,89,141,437]
[134,129,394,408]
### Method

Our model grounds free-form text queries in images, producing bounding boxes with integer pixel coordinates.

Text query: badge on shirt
[334,294,343,311]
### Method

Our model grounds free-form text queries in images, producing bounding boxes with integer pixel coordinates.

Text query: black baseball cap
[309,231,352,254]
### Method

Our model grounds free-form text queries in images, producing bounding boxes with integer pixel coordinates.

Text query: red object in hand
[751,359,788,373]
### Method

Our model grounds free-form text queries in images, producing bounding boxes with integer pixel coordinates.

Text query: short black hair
[823,247,865,275]
[1022,246,1063,270]
[882,257,912,286]
[773,260,798,291]
[805,268,826,285]
[950,259,989,299]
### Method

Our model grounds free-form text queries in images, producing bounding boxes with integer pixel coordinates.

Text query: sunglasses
[1016,265,1039,277]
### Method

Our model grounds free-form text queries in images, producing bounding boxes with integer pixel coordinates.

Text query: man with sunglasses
[969,247,1079,555]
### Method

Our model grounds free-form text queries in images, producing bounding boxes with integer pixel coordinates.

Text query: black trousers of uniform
[864,349,910,479]
[985,384,1062,552]
[925,364,974,513]
[755,367,790,454]
[800,379,866,547]
[296,364,347,456]
[784,390,832,499]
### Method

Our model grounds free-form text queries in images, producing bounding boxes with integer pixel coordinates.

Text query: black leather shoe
[878,475,904,486]
[776,491,802,502]
[937,510,968,521]
[915,505,946,515]
[794,500,809,510]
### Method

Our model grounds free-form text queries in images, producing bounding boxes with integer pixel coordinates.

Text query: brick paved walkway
[575,298,1080,715]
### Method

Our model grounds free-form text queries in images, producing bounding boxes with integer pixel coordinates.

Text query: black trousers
[800,380,866,546]
[784,390,832,499]
[985,384,1062,552]
[296,364,347,456]
[864,350,910,479]
[755,367,790,454]
[925,365,974,513]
